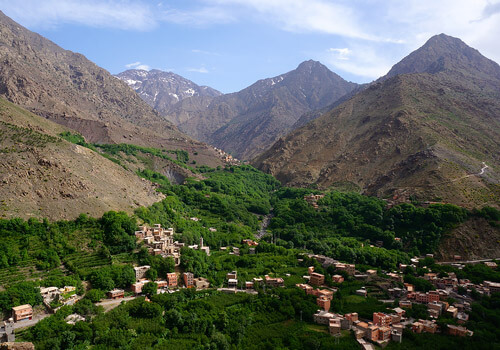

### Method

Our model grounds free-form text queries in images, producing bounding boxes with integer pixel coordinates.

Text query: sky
[1,0,500,93]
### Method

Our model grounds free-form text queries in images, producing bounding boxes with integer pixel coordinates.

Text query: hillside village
[2,219,498,348]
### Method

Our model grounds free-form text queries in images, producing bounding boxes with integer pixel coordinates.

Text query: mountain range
[0,10,223,167]
[0,7,498,212]
[119,60,358,159]
[254,34,500,208]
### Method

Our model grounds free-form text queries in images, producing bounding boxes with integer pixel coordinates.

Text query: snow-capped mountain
[115,69,222,117]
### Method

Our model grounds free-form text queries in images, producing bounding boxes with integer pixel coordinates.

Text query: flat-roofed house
[12,305,32,322]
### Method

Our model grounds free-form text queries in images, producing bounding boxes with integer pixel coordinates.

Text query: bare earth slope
[0,11,222,167]
[0,97,164,220]
[254,35,500,208]
[166,60,358,159]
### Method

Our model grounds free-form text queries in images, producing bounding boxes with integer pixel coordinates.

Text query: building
[313,310,336,325]
[428,301,444,316]
[12,305,33,322]
[156,281,168,289]
[166,272,178,287]
[373,312,392,327]
[107,289,124,300]
[245,281,254,290]
[366,325,379,342]
[304,194,325,209]
[132,280,150,294]
[378,326,391,341]
[315,289,334,300]
[356,287,367,297]
[399,300,412,309]
[484,261,498,269]
[335,263,355,276]
[355,322,369,339]
[264,275,285,287]
[183,272,194,288]
[253,277,263,288]
[228,279,238,289]
[404,283,415,292]
[332,275,344,283]
[317,296,331,311]
[329,318,341,336]
[447,306,458,318]
[412,319,437,334]
[345,312,358,325]
[414,291,440,303]
[296,283,314,295]
[194,277,210,289]
[134,225,182,265]
[457,312,469,324]
[485,281,500,294]
[242,239,259,246]
[310,272,325,286]
[134,266,150,281]
[227,271,238,280]
[391,324,404,343]
[447,324,473,337]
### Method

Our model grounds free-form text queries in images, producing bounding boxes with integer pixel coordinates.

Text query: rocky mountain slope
[0,97,164,220]
[166,60,358,159]
[115,69,221,124]
[0,11,223,167]
[254,34,500,208]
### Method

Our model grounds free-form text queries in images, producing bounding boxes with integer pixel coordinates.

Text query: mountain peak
[115,68,221,117]
[296,59,326,72]
[385,33,500,80]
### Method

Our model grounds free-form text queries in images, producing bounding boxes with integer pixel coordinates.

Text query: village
[299,253,499,349]
[1,222,499,349]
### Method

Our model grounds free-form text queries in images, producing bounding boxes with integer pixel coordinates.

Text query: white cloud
[187,67,209,73]
[125,61,141,68]
[0,0,156,30]
[160,6,234,26]
[208,0,392,42]
[125,62,150,71]
[0,0,233,31]
[327,48,351,61]
[323,45,393,80]
[2,0,499,80]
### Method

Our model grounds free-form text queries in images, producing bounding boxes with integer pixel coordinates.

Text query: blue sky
[1,0,500,93]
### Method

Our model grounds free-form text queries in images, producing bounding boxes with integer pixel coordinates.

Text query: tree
[146,267,158,281]
[142,282,158,297]
[99,211,137,254]
[85,289,105,303]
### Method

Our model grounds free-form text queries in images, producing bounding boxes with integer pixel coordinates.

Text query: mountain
[0,11,223,167]
[254,34,500,208]
[384,33,500,82]
[0,97,164,220]
[115,69,221,124]
[166,60,358,159]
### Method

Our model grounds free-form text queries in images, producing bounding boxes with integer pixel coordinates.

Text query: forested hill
[0,164,499,349]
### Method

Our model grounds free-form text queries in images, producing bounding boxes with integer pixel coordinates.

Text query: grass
[343,295,366,304]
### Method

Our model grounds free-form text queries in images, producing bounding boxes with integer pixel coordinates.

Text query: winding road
[451,161,489,183]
